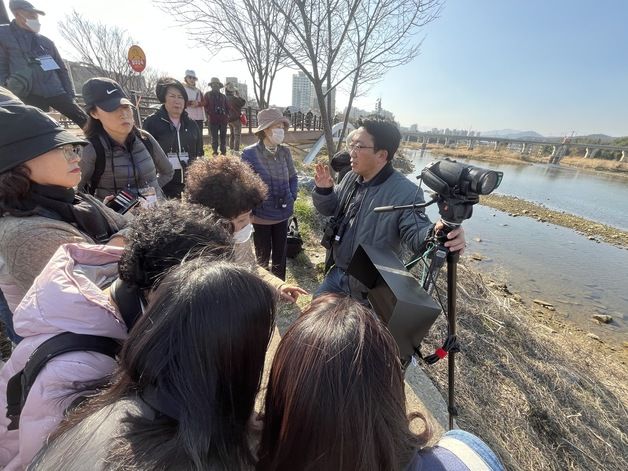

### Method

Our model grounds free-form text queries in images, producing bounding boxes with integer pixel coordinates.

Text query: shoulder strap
[5,332,120,431]
[87,136,107,195]
[335,172,360,219]
[135,128,155,159]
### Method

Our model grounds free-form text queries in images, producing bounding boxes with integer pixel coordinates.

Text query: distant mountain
[483,129,545,139]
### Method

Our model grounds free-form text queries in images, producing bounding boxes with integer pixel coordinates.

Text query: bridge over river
[401,131,628,164]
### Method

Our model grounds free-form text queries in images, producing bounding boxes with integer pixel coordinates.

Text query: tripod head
[421,158,502,228]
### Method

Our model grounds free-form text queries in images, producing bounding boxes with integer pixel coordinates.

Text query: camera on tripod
[420,158,503,227]
[353,159,503,362]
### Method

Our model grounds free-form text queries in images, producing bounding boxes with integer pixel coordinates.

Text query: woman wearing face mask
[185,155,307,303]
[143,77,204,199]
[241,108,297,281]
[78,77,173,203]
[0,1,88,127]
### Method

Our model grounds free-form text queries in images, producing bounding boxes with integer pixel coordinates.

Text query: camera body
[321,217,340,249]
[274,196,288,209]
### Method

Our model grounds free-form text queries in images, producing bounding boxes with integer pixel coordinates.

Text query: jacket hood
[13,243,128,339]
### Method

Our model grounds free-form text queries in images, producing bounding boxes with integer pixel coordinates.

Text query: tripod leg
[447,251,460,430]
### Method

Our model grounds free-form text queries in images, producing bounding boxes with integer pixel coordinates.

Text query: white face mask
[268,128,285,146]
[25,18,41,33]
[233,223,254,244]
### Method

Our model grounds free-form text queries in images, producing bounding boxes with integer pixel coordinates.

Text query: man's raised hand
[314,163,334,188]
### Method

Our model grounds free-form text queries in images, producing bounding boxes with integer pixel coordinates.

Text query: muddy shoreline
[479,194,628,249]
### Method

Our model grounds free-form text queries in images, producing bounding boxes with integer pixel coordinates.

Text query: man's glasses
[347,143,375,153]
[61,145,81,162]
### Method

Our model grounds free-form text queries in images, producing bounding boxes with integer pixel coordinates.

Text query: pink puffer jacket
[0,243,127,470]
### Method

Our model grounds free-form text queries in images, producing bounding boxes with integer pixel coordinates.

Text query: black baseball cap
[82,77,134,112]
[0,104,87,174]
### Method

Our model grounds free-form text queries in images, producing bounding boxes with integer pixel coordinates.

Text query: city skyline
[36,0,628,137]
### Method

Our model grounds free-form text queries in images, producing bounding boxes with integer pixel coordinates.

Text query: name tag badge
[167,152,182,170]
[179,152,189,164]
[138,186,157,208]
[37,55,60,71]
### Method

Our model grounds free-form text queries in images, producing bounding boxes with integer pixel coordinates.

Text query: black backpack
[5,333,120,431]
[85,129,155,195]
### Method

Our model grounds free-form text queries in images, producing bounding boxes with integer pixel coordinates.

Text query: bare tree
[249,0,361,157]
[251,0,440,158]
[336,0,441,149]
[155,0,289,108]
[57,10,145,94]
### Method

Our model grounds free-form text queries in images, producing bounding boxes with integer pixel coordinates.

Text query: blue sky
[39,0,628,136]
[363,0,628,136]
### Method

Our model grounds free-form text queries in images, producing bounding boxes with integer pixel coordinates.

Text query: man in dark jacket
[0,1,87,127]
[203,77,228,156]
[312,120,466,298]
[225,81,246,151]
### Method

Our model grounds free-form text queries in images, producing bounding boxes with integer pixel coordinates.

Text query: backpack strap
[5,332,120,431]
[135,128,154,157]
[86,136,107,195]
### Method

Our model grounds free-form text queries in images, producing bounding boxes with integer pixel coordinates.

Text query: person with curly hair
[0,200,233,470]
[185,155,307,303]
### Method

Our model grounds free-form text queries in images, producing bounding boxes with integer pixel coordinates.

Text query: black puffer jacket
[143,106,203,198]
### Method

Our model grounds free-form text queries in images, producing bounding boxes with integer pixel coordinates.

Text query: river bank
[403,142,628,177]
[287,192,627,470]
[479,194,628,249]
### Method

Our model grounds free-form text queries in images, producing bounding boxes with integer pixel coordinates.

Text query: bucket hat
[9,0,45,15]
[82,77,133,112]
[256,108,290,133]
[0,86,23,107]
[209,77,224,88]
[0,104,87,173]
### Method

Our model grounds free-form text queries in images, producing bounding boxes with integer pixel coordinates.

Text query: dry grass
[416,263,628,471]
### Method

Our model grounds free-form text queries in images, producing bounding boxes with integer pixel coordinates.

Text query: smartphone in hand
[105,189,140,214]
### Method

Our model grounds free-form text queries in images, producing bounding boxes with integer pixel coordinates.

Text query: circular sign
[127,45,146,73]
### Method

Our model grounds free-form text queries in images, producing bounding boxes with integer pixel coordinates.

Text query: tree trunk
[336,67,361,152]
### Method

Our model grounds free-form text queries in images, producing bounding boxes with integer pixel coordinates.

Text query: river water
[407,150,628,341]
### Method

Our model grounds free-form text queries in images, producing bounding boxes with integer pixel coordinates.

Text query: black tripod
[374,196,473,429]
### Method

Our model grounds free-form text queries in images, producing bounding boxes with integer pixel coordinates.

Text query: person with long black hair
[30,259,276,470]
[257,294,505,471]
[0,200,233,470]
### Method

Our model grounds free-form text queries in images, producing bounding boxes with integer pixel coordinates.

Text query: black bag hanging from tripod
[286,216,303,258]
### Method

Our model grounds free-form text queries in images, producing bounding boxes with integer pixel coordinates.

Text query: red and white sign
[127,45,146,73]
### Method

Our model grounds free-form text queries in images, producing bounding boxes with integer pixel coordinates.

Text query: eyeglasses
[61,145,81,162]
[347,143,375,153]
